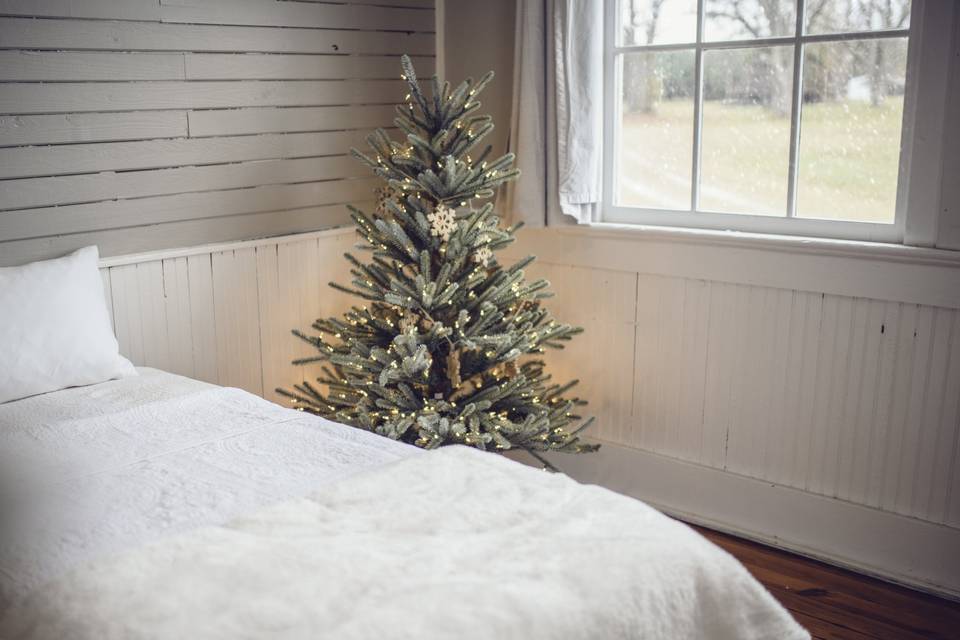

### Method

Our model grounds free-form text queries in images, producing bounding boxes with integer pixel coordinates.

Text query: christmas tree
[278,56,598,469]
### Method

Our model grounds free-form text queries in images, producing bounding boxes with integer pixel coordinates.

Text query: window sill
[578,222,960,268]
[506,222,960,309]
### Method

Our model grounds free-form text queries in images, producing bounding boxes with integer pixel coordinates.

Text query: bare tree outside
[622,0,672,113]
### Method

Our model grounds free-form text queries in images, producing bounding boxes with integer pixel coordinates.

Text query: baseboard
[537,439,960,601]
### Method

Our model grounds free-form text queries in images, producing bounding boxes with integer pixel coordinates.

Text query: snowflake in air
[428,204,457,241]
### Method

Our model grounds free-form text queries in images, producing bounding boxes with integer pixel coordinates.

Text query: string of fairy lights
[277,56,597,467]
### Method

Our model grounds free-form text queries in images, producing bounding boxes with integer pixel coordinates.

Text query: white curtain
[504,0,604,227]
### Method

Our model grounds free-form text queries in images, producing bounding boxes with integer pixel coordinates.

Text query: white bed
[0,369,808,639]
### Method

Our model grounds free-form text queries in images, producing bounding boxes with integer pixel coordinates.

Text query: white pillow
[0,246,136,403]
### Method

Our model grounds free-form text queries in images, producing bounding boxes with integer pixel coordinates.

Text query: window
[603,0,918,242]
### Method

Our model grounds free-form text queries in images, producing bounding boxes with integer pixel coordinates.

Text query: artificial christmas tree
[279,56,597,469]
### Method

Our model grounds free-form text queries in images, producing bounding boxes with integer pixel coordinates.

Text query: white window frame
[601,0,952,245]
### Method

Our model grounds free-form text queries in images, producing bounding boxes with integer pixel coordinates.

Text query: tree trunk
[870,40,887,107]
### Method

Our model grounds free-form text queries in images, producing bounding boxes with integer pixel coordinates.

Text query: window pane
[796,38,907,222]
[617,51,696,210]
[806,0,910,35]
[704,0,796,41]
[620,0,697,46]
[699,46,794,216]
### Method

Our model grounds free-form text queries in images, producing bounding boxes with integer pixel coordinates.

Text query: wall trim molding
[582,223,960,266]
[98,226,356,268]
[545,439,960,601]
[508,226,960,309]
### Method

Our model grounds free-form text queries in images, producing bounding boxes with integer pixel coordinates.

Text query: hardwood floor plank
[700,527,960,621]
[790,611,876,640]
[694,526,960,640]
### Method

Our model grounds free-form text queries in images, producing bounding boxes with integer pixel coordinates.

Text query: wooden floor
[695,527,960,640]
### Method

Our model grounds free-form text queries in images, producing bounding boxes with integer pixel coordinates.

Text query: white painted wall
[0,0,436,266]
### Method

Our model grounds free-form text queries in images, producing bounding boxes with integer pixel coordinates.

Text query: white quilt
[0,369,415,612]
[0,370,808,639]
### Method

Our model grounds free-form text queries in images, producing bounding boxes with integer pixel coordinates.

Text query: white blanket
[2,446,808,640]
[0,369,415,612]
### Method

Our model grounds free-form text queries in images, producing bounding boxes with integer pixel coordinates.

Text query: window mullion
[785,0,807,219]
[690,0,705,213]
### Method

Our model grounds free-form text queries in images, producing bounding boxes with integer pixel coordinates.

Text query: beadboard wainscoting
[99,228,359,405]
[0,0,435,267]
[501,227,960,599]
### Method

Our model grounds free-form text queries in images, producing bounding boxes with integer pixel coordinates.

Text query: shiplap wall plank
[188,105,397,137]
[342,0,434,7]
[0,130,375,180]
[184,54,433,81]
[0,0,437,18]
[0,2,433,264]
[0,0,161,20]
[0,51,185,81]
[0,18,435,54]
[0,52,432,82]
[0,203,359,266]
[0,80,406,115]
[0,112,188,147]
[1,156,366,211]
[0,178,378,240]
[159,0,435,31]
